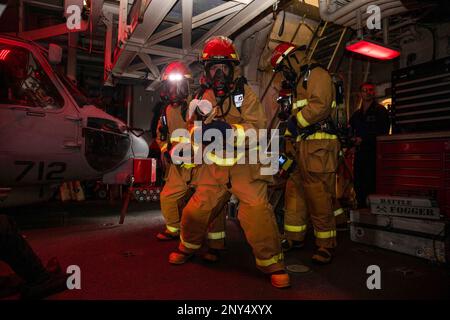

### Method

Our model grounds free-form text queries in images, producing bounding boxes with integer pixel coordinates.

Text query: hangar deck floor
[1,201,449,300]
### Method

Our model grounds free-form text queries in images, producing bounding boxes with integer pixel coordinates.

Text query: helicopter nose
[128,132,149,158]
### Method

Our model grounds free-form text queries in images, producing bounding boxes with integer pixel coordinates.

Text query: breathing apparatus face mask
[161,78,189,105]
[205,62,234,98]
[279,62,297,86]
[277,80,294,121]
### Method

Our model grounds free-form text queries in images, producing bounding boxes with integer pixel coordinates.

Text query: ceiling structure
[102,0,280,88]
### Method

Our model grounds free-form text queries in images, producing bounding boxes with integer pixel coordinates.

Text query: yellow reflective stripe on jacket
[284,224,307,233]
[206,151,245,166]
[296,111,310,128]
[166,225,179,233]
[170,136,191,144]
[180,235,201,250]
[293,99,308,110]
[285,128,293,137]
[294,99,336,111]
[160,143,168,152]
[255,253,284,267]
[331,100,337,108]
[207,231,226,240]
[314,230,337,239]
[296,132,338,141]
[181,163,196,169]
[334,207,344,217]
[233,124,246,147]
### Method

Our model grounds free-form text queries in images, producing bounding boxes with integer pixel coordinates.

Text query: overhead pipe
[319,0,407,29]
[374,18,418,38]
[345,5,407,28]
[319,0,392,23]
[340,1,404,26]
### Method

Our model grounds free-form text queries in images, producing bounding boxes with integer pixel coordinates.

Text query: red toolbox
[376,131,450,218]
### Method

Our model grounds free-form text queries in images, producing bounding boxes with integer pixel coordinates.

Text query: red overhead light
[346,39,400,60]
[0,49,10,60]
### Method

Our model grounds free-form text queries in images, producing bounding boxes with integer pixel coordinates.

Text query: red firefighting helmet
[161,61,192,81]
[201,36,240,65]
[270,42,297,69]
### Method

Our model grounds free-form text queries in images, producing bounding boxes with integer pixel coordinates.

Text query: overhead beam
[145,80,162,91]
[148,1,244,45]
[232,0,252,4]
[129,0,178,45]
[117,0,128,45]
[138,53,161,78]
[17,21,88,40]
[126,42,199,59]
[90,0,104,28]
[182,0,193,50]
[210,0,276,39]
[126,57,177,72]
[109,0,176,81]
[119,71,156,81]
[0,3,6,20]
[22,0,63,11]
[104,12,113,81]
[193,13,239,49]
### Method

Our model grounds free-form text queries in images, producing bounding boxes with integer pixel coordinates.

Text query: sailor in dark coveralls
[350,83,390,208]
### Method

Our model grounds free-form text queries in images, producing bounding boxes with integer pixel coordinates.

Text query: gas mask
[275,62,297,87]
[161,78,189,106]
[205,62,234,98]
[277,81,294,121]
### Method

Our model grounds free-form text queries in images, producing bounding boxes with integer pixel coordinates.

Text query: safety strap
[300,63,322,90]
[159,102,170,143]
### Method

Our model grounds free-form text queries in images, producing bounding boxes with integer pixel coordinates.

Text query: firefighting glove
[202,120,232,146]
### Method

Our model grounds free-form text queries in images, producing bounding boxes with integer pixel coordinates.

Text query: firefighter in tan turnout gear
[156,61,226,259]
[272,42,340,264]
[168,36,290,288]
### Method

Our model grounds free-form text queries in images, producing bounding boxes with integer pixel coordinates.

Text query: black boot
[0,215,67,299]
[0,215,47,284]
[20,271,68,300]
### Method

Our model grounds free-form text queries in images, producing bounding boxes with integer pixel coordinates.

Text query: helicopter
[0,34,149,207]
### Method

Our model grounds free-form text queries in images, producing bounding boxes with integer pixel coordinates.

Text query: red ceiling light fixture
[346,39,400,60]
[0,49,11,60]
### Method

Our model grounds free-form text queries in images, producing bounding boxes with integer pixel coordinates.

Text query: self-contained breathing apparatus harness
[192,75,248,120]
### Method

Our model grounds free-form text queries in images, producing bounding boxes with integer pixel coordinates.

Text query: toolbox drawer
[376,132,450,218]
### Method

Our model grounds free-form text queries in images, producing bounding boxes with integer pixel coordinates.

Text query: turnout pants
[179,164,284,274]
[284,139,340,248]
[160,164,226,248]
